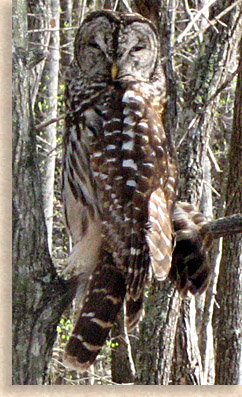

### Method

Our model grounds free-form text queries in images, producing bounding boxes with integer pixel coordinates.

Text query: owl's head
[74,10,160,83]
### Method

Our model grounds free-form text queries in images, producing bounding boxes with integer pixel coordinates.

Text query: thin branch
[201,214,242,239]
[207,64,242,104]
[114,0,120,11]
[29,40,74,51]
[175,114,201,149]
[121,0,133,12]
[27,26,79,33]
[37,135,54,149]
[38,143,62,161]
[176,0,217,43]
[202,180,221,197]
[183,0,200,33]
[80,0,87,24]
[207,145,223,173]
[36,114,65,130]
[173,0,242,52]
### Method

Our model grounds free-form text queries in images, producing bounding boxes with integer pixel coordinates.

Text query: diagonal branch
[36,114,65,130]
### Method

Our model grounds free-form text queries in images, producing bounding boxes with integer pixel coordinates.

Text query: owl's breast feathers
[63,11,211,372]
[78,80,178,298]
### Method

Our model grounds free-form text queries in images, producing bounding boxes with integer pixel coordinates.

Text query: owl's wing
[147,188,174,280]
[62,78,104,276]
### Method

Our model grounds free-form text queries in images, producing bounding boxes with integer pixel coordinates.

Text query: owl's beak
[111,63,118,80]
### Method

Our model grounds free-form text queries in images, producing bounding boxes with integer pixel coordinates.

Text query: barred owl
[62,10,211,372]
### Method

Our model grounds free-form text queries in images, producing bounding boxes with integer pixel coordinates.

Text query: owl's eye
[130,44,146,53]
[89,40,99,49]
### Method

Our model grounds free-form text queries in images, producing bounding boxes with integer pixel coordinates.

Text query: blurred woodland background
[13,0,242,385]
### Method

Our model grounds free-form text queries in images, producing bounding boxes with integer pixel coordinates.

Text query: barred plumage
[62,10,211,371]
[170,201,212,296]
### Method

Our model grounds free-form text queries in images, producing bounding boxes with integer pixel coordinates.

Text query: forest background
[12,0,242,386]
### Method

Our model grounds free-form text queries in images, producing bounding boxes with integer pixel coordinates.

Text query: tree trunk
[133,0,242,385]
[215,37,242,385]
[171,297,205,385]
[12,0,242,385]
[27,0,51,107]
[178,0,239,204]
[12,0,76,384]
[60,0,74,69]
[132,1,181,385]
[41,0,60,253]
[135,280,181,384]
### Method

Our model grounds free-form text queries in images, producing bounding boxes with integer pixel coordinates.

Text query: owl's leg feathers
[64,251,126,372]
[170,229,211,296]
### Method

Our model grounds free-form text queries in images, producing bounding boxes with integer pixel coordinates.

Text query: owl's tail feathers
[169,201,212,297]
[64,252,126,372]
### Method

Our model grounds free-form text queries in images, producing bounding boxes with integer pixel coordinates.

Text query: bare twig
[202,180,221,197]
[27,26,79,33]
[36,114,65,130]
[176,114,201,149]
[183,0,200,33]
[80,0,87,24]
[121,0,133,12]
[207,64,242,104]
[174,0,242,51]
[176,0,217,43]
[207,145,223,173]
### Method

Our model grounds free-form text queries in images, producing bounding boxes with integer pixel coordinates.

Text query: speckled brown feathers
[62,10,211,372]
[170,201,212,296]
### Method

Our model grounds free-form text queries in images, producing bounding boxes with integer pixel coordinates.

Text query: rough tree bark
[132,0,181,385]
[215,37,242,385]
[135,281,181,384]
[133,0,242,385]
[170,0,242,384]
[12,0,76,384]
[27,0,51,107]
[12,0,242,385]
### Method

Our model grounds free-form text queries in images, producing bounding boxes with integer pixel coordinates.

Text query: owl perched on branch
[62,10,211,372]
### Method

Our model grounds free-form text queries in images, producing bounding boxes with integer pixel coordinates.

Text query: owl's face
[74,11,159,83]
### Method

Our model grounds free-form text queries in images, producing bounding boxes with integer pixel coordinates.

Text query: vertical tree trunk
[171,298,204,385]
[135,280,181,384]
[215,37,242,385]
[60,0,74,69]
[133,0,241,385]
[27,0,51,107]
[12,0,76,384]
[169,0,241,385]
[41,0,60,253]
[198,238,223,384]
[13,0,242,385]
[133,1,181,385]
